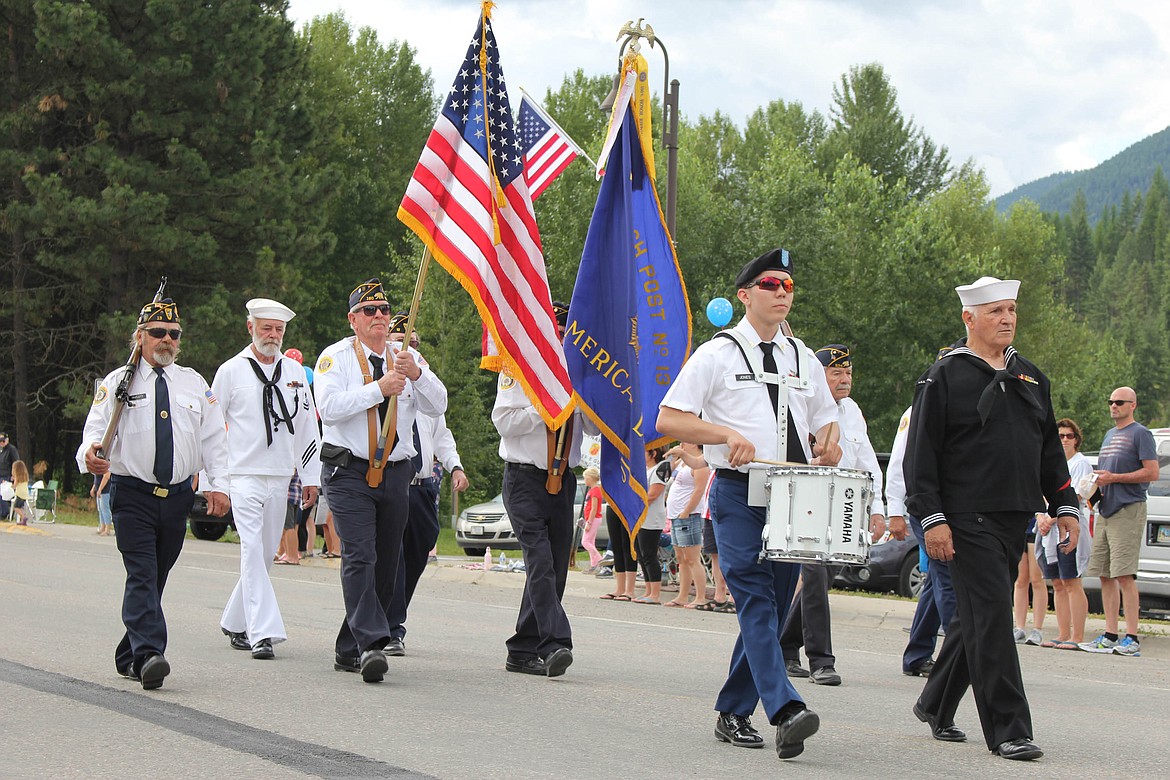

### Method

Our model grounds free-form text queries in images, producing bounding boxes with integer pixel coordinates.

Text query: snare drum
[760,465,873,565]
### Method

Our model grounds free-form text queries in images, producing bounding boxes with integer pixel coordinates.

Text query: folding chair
[32,479,58,523]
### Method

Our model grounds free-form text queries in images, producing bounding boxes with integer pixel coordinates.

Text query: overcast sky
[285,0,1170,198]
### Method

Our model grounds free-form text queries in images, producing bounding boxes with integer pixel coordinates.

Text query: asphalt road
[2,521,1167,779]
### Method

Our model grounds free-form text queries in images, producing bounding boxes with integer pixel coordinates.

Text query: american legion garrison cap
[552,300,570,328]
[388,311,410,335]
[138,298,180,326]
[348,278,388,311]
[735,248,794,288]
[815,344,851,368]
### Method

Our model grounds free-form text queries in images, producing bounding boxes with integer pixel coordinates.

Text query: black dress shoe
[505,655,547,675]
[334,653,360,673]
[994,738,1043,761]
[904,659,935,677]
[913,702,966,742]
[222,627,250,652]
[359,648,387,683]
[251,638,275,660]
[775,707,820,759]
[785,659,810,678]
[714,713,765,748]
[139,654,170,691]
[545,648,573,678]
[385,637,405,657]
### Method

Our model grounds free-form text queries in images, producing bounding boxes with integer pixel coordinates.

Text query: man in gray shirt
[1080,386,1158,657]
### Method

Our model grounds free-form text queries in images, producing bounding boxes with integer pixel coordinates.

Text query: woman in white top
[633,447,671,604]
[664,442,711,608]
[1035,418,1094,649]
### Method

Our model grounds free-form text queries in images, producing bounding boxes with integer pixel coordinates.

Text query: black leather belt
[506,462,548,475]
[111,474,193,498]
[715,469,749,484]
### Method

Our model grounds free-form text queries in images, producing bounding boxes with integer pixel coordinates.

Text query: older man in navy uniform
[78,296,230,690]
[314,280,447,683]
[659,249,841,761]
[906,276,1080,761]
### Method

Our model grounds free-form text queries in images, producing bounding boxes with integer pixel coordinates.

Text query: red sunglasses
[748,276,795,293]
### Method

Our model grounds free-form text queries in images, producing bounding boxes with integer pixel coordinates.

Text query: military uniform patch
[500,374,516,390]
[93,385,109,406]
[316,355,334,374]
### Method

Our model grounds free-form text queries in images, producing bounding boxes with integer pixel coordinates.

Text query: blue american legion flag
[565,101,691,542]
[398,8,572,428]
[517,93,584,199]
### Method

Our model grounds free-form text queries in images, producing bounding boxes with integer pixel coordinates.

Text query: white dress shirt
[837,396,885,516]
[492,372,591,468]
[76,361,229,492]
[414,412,462,480]
[313,337,447,461]
[659,317,839,470]
[885,406,913,517]
[211,347,322,486]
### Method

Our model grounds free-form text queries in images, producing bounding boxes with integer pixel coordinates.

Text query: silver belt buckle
[152,486,169,498]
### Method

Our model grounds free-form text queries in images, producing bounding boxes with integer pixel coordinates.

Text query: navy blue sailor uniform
[313,336,447,666]
[77,360,228,679]
[906,344,1079,750]
[660,317,838,725]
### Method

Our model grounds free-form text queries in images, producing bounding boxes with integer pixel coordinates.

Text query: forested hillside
[0,3,1153,509]
[996,125,1170,221]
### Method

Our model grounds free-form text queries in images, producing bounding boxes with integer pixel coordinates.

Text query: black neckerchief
[943,346,1041,424]
[245,357,297,446]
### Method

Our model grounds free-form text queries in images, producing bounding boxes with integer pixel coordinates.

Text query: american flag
[397,10,573,428]
[518,93,584,199]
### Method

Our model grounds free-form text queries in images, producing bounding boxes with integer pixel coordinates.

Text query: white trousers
[220,474,290,644]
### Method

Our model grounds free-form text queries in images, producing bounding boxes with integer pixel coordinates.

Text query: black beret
[815,344,851,368]
[734,248,794,288]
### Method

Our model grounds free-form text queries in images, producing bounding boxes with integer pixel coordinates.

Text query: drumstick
[752,458,802,467]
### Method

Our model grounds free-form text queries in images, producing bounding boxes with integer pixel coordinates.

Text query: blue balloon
[706,297,733,328]
[303,366,314,386]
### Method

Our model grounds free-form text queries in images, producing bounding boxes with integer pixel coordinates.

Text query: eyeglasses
[748,276,795,293]
[1058,433,1077,440]
[1107,399,1132,406]
[144,328,182,340]
[357,304,392,317]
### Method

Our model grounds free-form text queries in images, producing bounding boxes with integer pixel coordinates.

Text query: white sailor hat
[955,276,1019,306]
[246,298,296,322]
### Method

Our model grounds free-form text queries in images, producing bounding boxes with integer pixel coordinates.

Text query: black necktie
[368,354,399,454]
[761,341,806,464]
[245,358,295,447]
[411,421,424,475]
[154,367,174,485]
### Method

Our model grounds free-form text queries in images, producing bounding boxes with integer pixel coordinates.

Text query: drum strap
[715,330,812,462]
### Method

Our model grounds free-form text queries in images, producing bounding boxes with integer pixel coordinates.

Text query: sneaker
[1025,629,1044,646]
[1114,637,1141,657]
[595,566,613,578]
[599,551,615,565]
[809,666,842,686]
[1078,634,1118,654]
[1012,627,1026,643]
[784,659,810,678]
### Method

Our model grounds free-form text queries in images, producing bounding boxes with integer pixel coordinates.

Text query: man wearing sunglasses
[313,279,447,683]
[1079,387,1158,656]
[905,276,1080,761]
[77,296,229,691]
[211,298,322,661]
[658,248,842,761]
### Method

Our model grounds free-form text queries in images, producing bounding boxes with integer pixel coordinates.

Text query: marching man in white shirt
[213,298,321,660]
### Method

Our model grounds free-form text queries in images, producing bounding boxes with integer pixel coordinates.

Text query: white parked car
[455,480,609,556]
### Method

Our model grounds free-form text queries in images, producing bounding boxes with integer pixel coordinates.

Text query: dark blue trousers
[326,458,411,657]
[109,477,194,676]
[503,464,575,660]
[916,511,1033,749]
[388,479,442,641]
[710,477,803,725]
[902,514,956,672]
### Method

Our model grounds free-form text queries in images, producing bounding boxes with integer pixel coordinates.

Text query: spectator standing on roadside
[1012,517,1048,646]
[91,472,114,535]
[1079,387,1158,657]
[664,443,711,608]
[579,468,605,572]
[0,432,20,518]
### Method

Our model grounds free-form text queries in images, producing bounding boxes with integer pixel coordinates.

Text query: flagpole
[518,86,598,170]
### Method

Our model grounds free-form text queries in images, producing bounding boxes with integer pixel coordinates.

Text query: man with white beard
[78,296,230,690]
[212,298,321,660]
